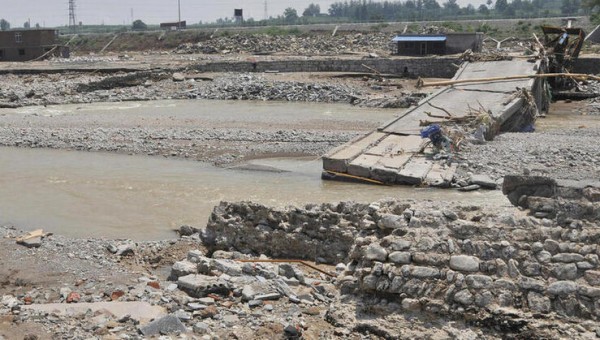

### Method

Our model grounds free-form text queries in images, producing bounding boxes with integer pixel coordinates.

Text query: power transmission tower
[263,0,268,20]
[68,0,77,32]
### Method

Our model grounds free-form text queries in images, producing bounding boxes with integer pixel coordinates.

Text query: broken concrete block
[254,293,281,301]
[171,260,198,278]
[470,174,497,189]
[172,73,186,82]
[20,236,42,248]
[177,274,230,297]
[139,314,186,336]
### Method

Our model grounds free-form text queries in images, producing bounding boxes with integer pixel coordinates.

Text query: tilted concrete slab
[22,301,166,322]
[322,131,387,173]
[397,156,433,185]
[322,59,541,186]
[382,60,539,135]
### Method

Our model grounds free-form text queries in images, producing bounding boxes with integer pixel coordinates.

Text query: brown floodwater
[0,147,507,240]
[537,100,600,131]
[2,99,595,240]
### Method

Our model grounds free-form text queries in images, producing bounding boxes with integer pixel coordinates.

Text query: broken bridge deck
[322,59,541,186]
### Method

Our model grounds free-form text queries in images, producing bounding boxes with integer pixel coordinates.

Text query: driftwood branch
[417,73,600,88]
[361,64,382,76]
[426,102,453,117]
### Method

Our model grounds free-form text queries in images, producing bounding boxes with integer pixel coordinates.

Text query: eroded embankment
[202,179,600,337]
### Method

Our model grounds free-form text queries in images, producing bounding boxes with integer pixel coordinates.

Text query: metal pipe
[237,259,335,277]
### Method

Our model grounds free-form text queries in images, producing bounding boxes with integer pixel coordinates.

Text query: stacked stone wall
[204,196,600,320]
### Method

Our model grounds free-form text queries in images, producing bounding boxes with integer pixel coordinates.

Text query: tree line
[216,0,598,26]
[316,0,583,22]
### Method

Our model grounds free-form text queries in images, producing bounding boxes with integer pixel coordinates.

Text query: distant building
[0,29,68,62]
[393,33,483,56]
[160,21,186,30]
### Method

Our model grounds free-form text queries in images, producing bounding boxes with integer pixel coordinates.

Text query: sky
[1,0,485,28]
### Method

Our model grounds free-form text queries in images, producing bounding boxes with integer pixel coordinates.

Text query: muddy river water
[0,100,511,240]
[0,148,507,240]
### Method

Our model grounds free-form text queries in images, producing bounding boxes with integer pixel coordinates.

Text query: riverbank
[2,192,600,339]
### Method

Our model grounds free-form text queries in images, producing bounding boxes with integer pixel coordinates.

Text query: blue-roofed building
[392,35,447,56]
[392,33,483,56]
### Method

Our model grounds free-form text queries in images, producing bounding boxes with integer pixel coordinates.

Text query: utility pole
[130,8,134,25]
[68,0,77,32]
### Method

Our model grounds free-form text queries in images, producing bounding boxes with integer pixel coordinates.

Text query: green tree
[283,7,299,23]
[0,19,10,31]
[443,0,460,15]
[132,19,147,30]
[495,0,508,13]
[584,0,600,23]
[478,4,490,14]
[583,0,600,9]
[23,21,30,28]
[464,4,476,14]
[303,3,321,16]
[561,0,580,14]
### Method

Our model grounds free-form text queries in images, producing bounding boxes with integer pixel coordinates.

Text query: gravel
[457,127,600,182]
[0,71,417,110]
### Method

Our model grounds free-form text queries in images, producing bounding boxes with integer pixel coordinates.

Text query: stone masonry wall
[204,198,600,321]
[193,57,459,78]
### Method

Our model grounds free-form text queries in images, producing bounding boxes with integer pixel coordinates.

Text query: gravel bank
[458,127,600,183]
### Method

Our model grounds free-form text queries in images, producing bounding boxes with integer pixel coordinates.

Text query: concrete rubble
[0,72,419,110]
[173,32,394,56]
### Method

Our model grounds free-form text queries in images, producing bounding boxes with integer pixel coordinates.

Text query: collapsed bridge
[322,58,548,186]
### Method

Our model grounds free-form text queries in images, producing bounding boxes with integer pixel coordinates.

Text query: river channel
[1,100,510,240]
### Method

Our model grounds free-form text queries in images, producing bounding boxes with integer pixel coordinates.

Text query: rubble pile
[588,97,600,115]
[167,249,338,338]
[579,81,600,115]
[0,225,339,338]
[49,55,120,64]
[502,175,600,220]
[173,33,393,56]
[203,196,600,337]
[0,72,418,110]
[190,74,362,103]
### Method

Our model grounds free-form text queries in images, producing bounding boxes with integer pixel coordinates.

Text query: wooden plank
[16,229,44,243]
[397,156,433,185]
[365,135,425,156]
[347,154,381,178]
[425,162,458,187]
[322,131,387,173]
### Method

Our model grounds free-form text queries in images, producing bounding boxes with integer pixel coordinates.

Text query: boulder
[449,255,480,272]
[365,244,388,262]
